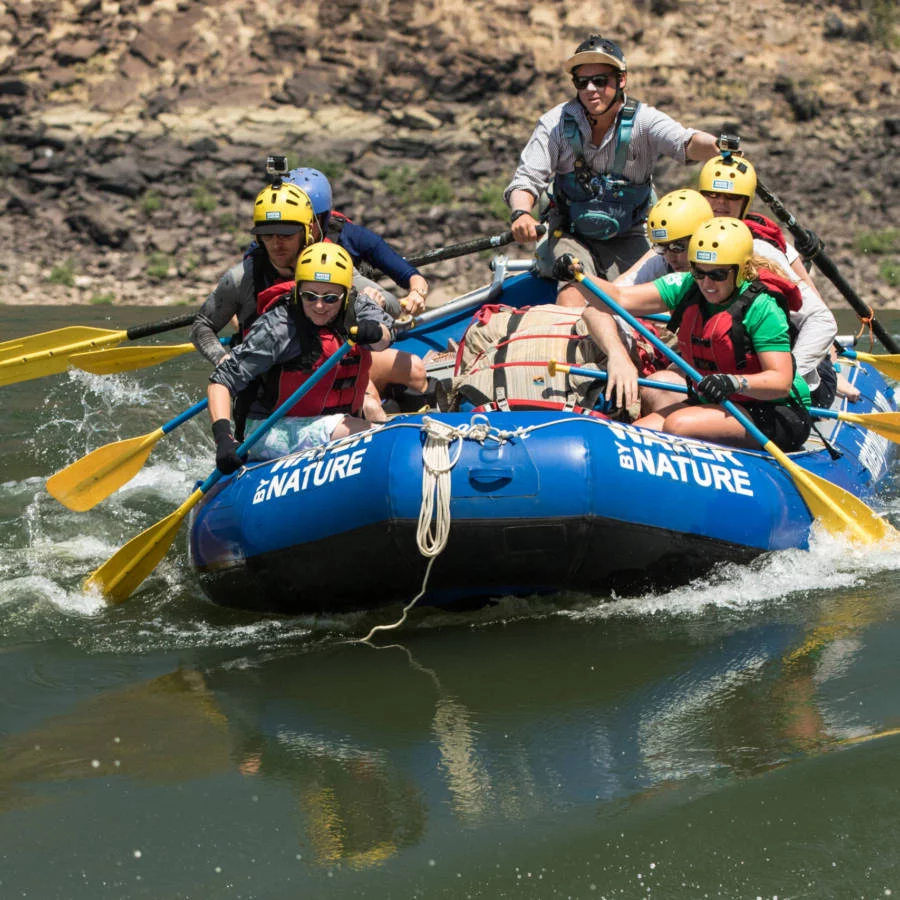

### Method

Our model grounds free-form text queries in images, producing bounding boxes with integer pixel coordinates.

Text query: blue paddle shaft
[577,273,773,448]
[562,363,836,420]
[161,399,209,435]
[198,340,354,494]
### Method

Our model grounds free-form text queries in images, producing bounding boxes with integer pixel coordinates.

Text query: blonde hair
[744,254,791,283]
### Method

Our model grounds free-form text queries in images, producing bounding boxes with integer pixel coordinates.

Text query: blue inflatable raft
[188,269,897,614]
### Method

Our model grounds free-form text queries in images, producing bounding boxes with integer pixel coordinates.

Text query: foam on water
[5,360,900,649]
[561,524,900,622]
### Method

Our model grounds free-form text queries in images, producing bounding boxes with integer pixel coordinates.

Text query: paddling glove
[551,253,577,282]
[697,373,741,404]
[352,320,383,347]
[212,419,243,475]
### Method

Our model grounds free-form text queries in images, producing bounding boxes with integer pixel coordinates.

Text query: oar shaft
[556,361,841,420]
[407,231,513,268]
[163,399,209,435]
[197,341,354,494]
[575,272,774,448]
[756,177,900,354]
[125,312,196,341]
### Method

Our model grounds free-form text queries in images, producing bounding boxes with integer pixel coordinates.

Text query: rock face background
[1,0,898,309]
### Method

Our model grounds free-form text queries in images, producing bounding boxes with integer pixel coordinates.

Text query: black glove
[211,418,243,475]
[551,252,580,282]
[696,373,741,404]
[352,320,384,347]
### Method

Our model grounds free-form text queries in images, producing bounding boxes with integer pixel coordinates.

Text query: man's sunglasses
[572,73,616,91]
[298,289,344,305]
[655,241,688,255]
[690,264,735,283]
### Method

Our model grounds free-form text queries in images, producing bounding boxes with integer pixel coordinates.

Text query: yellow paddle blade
[764,440,894,543]
[0,342,23,361]
[0,332,125,387]
[849,350,900,381]
[84,488,205,604]
[837,410,900,444]
[0,326,125,359]
[47,428,165,511]
[70,343,196,375]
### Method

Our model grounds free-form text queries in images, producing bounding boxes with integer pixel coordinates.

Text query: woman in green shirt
[582,217,811,450]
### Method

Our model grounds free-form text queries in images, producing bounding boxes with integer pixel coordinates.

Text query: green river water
[1,305,899,899]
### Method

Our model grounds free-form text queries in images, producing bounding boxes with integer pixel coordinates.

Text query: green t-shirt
[653,271,811,406]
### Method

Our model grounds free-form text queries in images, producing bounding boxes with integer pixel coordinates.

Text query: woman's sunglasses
[572,73,616,91]
[654,241,688,255]
[298,289,344,305]
[690,264,734,283]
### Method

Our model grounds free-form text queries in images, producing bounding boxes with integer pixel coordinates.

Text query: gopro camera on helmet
[717,134,742,154]
[265,155,289,183]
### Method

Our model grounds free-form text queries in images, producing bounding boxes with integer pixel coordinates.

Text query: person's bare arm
[582,307,639,410]
[509,189,540,244]
[685,131,720,162]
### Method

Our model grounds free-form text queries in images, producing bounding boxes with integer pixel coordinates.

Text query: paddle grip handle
[126,313,197,341]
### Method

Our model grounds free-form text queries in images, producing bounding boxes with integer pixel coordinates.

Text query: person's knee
[361,394,387,423]
[408,354,428,392]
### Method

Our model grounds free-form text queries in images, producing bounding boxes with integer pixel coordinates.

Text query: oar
[69,343,199,375]
[836,347,900,382]
[754,176,900,354]
[70,335,234,376]
[83,338,356,604]
[549,360,900,445]
[0,342,23,361]
[573,267,895,543]
[47,399,210,512]
[406,229,517,268]
[0,313,197,387]
[358,225,546,286]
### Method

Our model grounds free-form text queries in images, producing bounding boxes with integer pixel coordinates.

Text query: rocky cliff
[1,0,898,310]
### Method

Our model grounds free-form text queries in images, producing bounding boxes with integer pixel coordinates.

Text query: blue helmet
[285,167,333,219]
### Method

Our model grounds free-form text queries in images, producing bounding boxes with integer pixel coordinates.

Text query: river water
[2,305,900,900]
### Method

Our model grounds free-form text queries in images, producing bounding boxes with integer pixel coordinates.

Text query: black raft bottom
[194,516,760,616]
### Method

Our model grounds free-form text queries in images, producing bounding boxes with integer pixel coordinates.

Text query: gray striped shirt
[505,97,698,203]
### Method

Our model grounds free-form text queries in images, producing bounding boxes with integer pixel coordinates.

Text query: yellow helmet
[294,242,354,307]
[689,217,754,286]
[646,189,714,244]
[698,154,757,217]
[251,183,315,238]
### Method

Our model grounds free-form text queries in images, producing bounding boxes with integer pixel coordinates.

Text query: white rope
[358,412,613,643]
[416,416,467,557]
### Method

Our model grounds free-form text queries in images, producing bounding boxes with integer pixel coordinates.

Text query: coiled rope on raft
[359,414,528,642]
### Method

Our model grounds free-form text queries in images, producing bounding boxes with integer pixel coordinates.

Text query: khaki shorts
[535,223,651,287]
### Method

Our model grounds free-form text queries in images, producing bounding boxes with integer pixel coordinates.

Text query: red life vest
[744,213,787,253]
[671,275,803,403]
[255,280,295,326]
[275,329,371,417]
[255,283,370,417]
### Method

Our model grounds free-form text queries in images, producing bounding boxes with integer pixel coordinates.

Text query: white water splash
[563,525,900,622]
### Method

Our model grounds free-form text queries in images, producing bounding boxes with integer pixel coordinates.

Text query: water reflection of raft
[187,271,898,615]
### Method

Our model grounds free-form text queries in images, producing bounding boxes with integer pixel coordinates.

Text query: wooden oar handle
[125,313,197,341]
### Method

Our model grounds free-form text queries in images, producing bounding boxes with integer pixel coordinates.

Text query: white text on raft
[607,421,754,496]
[251,434,374,505]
